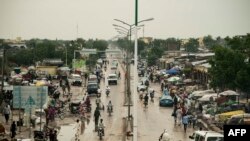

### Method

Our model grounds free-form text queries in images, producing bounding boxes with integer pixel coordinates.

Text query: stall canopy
[198,93,218,102]
[219,90,239,96]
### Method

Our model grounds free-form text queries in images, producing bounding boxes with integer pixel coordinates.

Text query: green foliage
[184,38,199,53]
[235,67,250,93]
[93,39,108,51]
[209,45,247,91]
[226,34,250,57]
[203,35,216,48]
[147,45,164,66]
[165,38,181,50]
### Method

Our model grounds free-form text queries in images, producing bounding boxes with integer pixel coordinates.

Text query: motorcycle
[52,90,61,99]
[107,105,113,116]
[83,103,91,113]
[144,100,148,107]
[150,91,154,102]
[98,127,104,140]
[55,108,65,120]
[139,93,143,101]
[106,89,110,96]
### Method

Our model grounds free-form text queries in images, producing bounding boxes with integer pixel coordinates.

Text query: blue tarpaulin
[167,68,179,75]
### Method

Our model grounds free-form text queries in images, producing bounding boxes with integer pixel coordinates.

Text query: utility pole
[1,48,5,92]
[133,1,138,141]
[127,26,132,119]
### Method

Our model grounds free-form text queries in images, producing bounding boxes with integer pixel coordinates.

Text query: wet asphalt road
[61,56,195,141]
[130,65,194,141]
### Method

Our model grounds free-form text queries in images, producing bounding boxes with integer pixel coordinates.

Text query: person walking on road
[159,129,170,141]
[118,71,121,79]
[182,114,189,133]
[94,107,101,131]
[3,105,11,124]
[74,119,81,141]
[176,107,182,126]
[96,96,101,109]
[10,121,17,139]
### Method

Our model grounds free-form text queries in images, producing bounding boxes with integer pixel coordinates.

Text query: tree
[235,66,250,102]
[138,39,147,54]
[203,35,216,48]
[184,38,199,53]
[209,46,246,91]
[166,38,181,51]
[147,45,164,66]
[93,39,108,51]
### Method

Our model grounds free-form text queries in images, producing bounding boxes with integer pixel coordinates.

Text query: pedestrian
[94,107,101,130]
[171,106,177,124]
[48,105,56,122]
[176,107,182,126]
[10,121,17,138]
[74,119,81,141]
[182,114,189,133]
[192,115,197,129]
[49,129,55,141]
[3,105,11,124]
[159,129,170,141]
[118,71,121,79]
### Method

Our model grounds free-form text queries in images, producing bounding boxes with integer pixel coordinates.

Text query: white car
[69,74,82,86]
[137,82,147,92]
[107,74,118,85]
[189,131,223,141]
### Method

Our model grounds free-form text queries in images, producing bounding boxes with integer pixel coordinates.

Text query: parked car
[189,131,223,141]
[159,95,174,107]
[87,83,99,95]
[107,74,118,85]
[226,113,250,125]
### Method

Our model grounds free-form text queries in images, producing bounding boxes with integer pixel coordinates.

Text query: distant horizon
[2,33,249,41]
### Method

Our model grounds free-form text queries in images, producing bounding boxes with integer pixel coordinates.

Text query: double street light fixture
[113,18,154,137]
[114,17,154,141]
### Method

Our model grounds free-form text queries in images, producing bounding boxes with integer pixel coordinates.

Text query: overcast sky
[0,0,250,40]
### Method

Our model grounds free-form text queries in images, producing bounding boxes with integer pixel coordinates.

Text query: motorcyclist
[97,88,101,96]
[149,89,155,99]
[144,94,149,106]
[139,91,144,101]
[96,96,101,109]
[106,86,110,95]
[107,100,113,112]
[159,129,170,141]
[98,119,105,136]
[84,96,91,108]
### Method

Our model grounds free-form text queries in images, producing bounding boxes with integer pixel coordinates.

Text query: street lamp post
[113,16,153,141]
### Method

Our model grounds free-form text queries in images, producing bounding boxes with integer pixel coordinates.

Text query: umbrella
[167,76,180,82]
[198,93,217,102]
[219,90,239,96]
